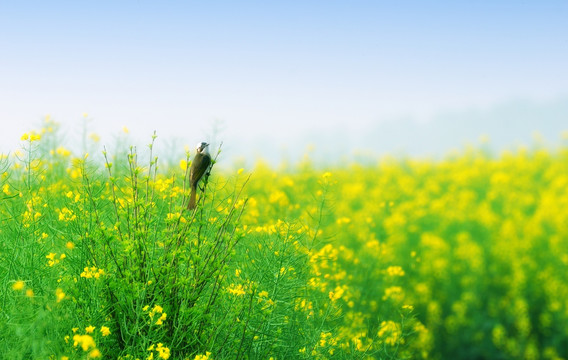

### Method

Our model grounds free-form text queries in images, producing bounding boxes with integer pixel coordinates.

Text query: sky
[1,1,567,166]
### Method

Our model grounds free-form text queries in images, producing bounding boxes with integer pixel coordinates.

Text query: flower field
[2,124,568,359]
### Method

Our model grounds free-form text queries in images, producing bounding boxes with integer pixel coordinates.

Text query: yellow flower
[227,284,246,296]
[148,305,165,321]
[21,133,29,141]
[193,351,211,360]
[89,133,100,143]
[26,289,34,297]
[88,349,101,358]
[100,326,111,336]
[85,325,96,334]
[66,241,75,250]
[386,266,405,277]
[155,312,167,325]
[81,266,105,279]
[56,146,71,157]
[56,288,65,302]
[382,286,404,302]
[180,159,188,171]
[12,280,25,291]
[156,343,171,359]
[328,286,345,301]
[378,321,402,346]
[73,334,96,351]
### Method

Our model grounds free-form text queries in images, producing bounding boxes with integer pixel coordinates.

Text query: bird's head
[196,142,210,154]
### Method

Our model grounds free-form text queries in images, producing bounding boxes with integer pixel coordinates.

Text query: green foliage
[1,126,419,359]
[3,123,567,359]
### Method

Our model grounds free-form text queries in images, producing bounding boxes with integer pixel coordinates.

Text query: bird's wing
[190,153,212,186]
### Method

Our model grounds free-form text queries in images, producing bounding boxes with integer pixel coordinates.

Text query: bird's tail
[188,186,197,210]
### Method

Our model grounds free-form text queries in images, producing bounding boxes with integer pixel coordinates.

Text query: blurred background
[1,1,567,166]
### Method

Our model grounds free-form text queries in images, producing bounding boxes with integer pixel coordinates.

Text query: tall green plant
[67,136,251,358]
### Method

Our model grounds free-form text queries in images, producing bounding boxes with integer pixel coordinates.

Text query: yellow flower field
[1,123,568,359]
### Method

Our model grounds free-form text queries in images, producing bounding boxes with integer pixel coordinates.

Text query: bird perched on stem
[188,142,212,210]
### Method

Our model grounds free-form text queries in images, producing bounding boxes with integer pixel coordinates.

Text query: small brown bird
[188,142,212,210]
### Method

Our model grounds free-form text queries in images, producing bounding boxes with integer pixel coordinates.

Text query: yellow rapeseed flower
[155,312,167,325]
[227,284,246,296]
[73,334,96,351]
[156,343,171,359]
[30,132,41,141]
[88,349,101,358]
[81,266,105,279]
[56,288,65,302]
[12,280,25,291]
[386,266,405,277]
[89,133,100,143]
[100,326,111,336]
[378,321,402,346]
[193,351,211,360]
[328,286,345,301]
[56,146,71,157]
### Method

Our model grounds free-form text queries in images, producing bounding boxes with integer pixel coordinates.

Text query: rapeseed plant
[2,123,568,359]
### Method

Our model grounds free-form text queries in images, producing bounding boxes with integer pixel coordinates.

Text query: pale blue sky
[1,1,567,164]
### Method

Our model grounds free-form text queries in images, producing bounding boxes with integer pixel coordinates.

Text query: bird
[188,142,212,210]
